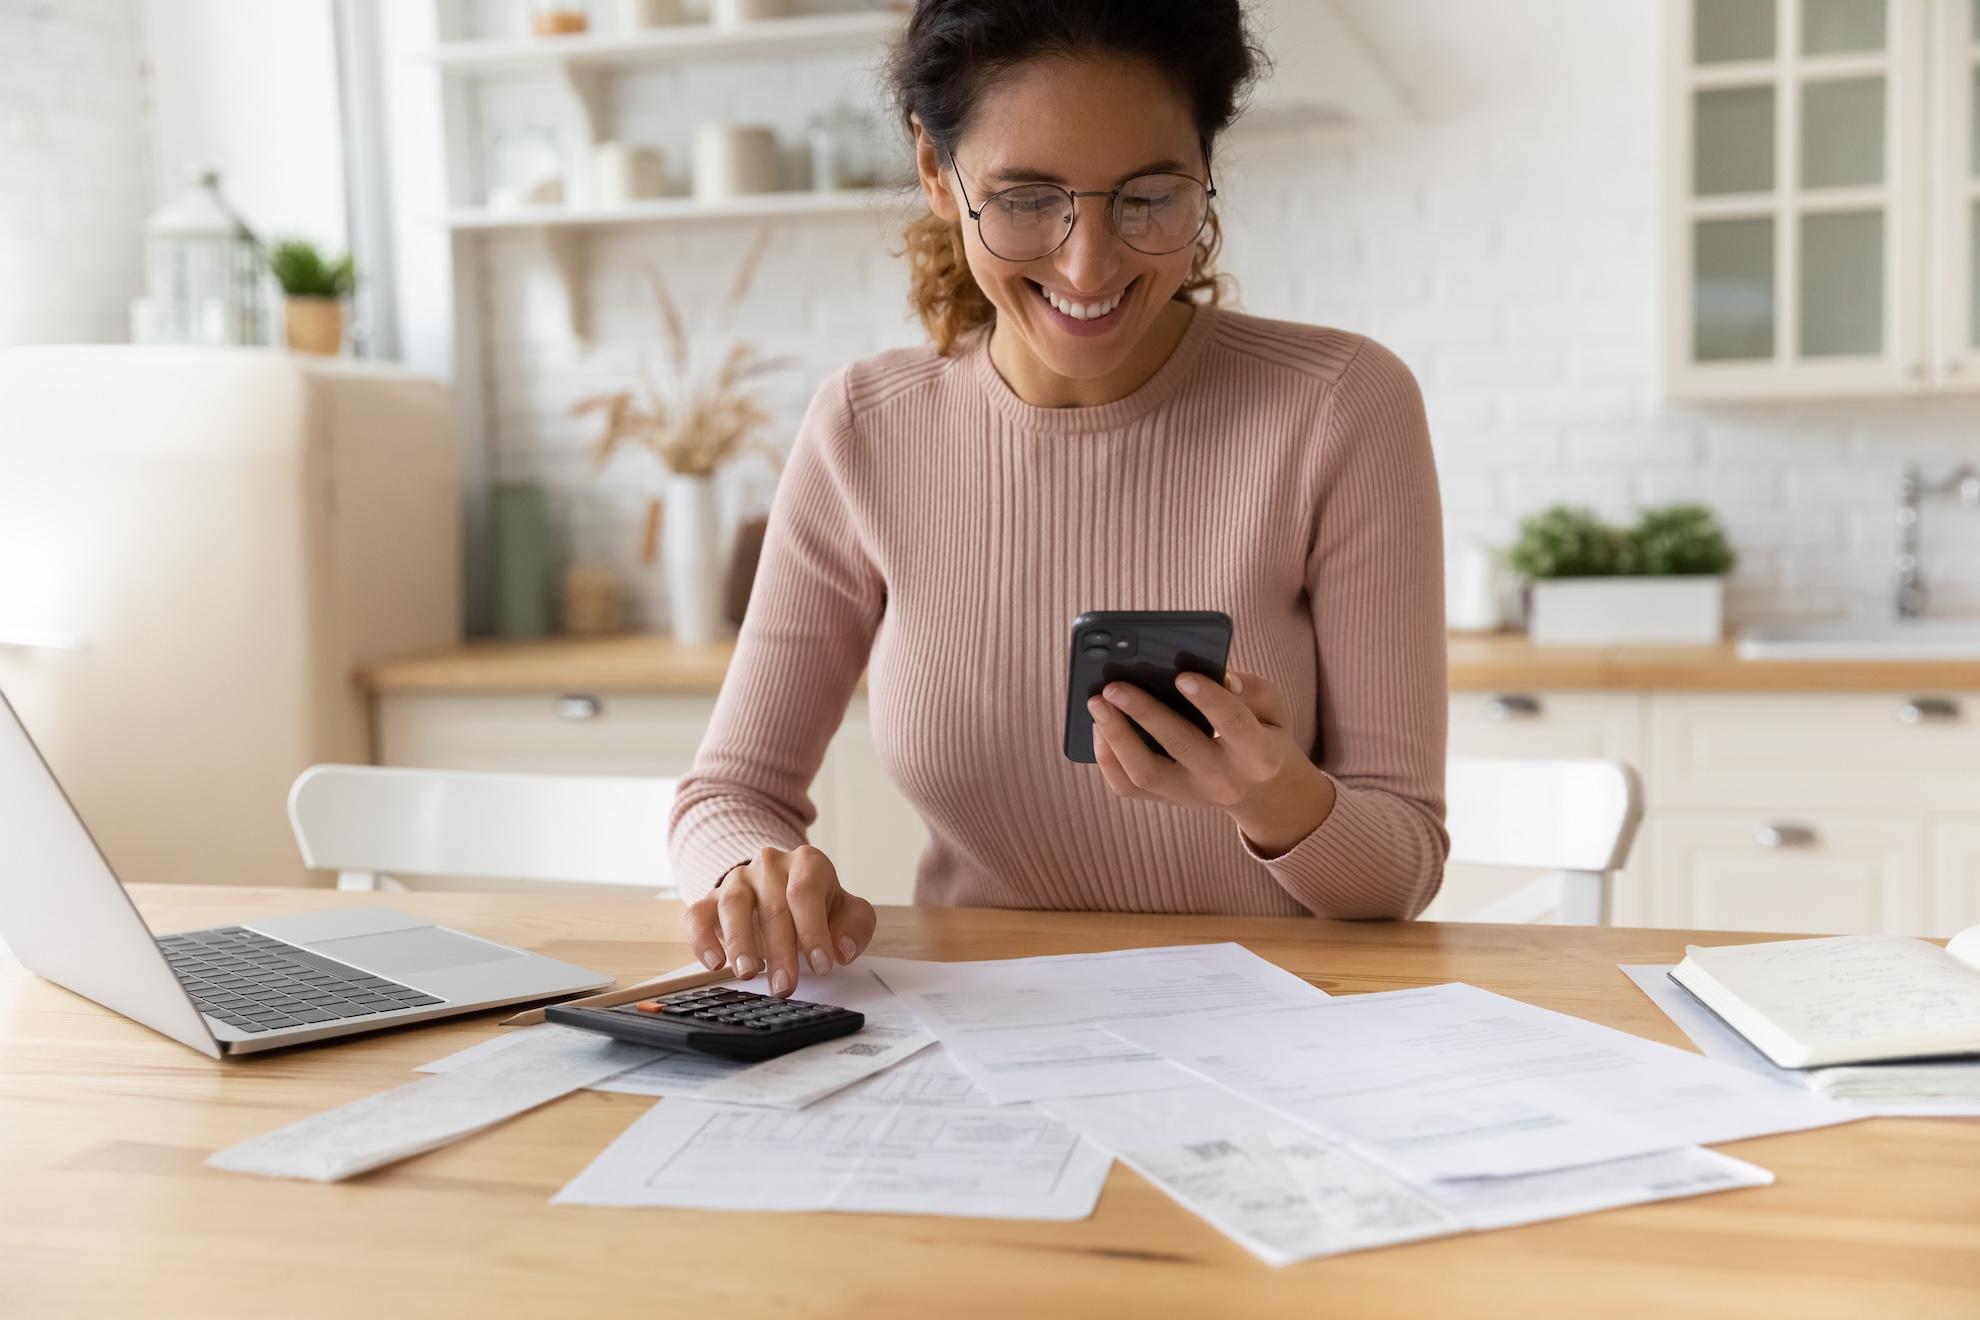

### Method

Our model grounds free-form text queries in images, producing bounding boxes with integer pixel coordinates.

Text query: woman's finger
[1090,692,1192,796]
[682,896,727,971]
[1224,667,1291,727]
[745,855,805,999]
[714,879,762,981]
[784,845,840,977]
[1093,725,1157,800]
[1100,682,1225,784]
[1176,672,1284,782]
[826,891,879,964]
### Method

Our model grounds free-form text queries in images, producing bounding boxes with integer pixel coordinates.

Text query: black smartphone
[1063,610,1233,764]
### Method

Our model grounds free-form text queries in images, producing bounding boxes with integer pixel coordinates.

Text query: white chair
[1443,758,1643,926]
[287,764,679,896]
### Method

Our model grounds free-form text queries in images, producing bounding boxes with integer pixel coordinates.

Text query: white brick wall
[470,0,1980,627]
[0,0,148,349]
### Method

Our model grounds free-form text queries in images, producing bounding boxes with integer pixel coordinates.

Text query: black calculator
[545,985,865,1062]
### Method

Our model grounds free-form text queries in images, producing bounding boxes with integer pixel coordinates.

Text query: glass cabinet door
[1942,0,1980,383]
[1670,0,1927,397]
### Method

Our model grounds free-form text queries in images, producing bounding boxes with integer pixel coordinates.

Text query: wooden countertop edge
[359,633,1980,695]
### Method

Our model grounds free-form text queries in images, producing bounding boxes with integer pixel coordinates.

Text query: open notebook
[1670,925,1980,1069]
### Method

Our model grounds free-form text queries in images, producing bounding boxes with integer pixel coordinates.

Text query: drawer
[1449,691,1646,761]
[1650,693,1980,812]
[1651,811,1926,935]
[374,691,718,775]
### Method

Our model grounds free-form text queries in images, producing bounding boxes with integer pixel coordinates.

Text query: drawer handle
[1897,696,1960,725]
[554,694,602,721]
[1756,823,1817,849]
[1485,694,1543,721]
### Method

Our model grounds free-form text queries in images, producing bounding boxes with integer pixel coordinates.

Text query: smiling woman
[667,0,1451,999]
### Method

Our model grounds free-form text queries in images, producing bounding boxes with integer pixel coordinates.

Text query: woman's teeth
[1036,281,1128,320]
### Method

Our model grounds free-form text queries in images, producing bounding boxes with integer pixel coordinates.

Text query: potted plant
[266,237,355,356]
[574,227,792,643]
[1509,503,1737,646]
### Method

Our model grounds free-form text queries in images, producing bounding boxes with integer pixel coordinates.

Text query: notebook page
[1946,924,1980,972]
[1684,936,1980,1055]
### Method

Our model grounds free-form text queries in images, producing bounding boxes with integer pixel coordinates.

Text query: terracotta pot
[284,297,344,355]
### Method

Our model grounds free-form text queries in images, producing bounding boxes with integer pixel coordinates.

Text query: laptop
[0,688,614,1057]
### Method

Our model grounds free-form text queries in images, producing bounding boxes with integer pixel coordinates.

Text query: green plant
[1506,506,1631,578]
[266,237,356,299]
[1508,503,1737,579]
[1630,502,1737,576]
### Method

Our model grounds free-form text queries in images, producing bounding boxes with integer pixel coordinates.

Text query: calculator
[545,985,865,1062]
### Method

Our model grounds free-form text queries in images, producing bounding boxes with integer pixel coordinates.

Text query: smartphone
[1063,610,1233,764]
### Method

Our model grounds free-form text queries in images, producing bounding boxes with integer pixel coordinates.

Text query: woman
[670,0,1449,998]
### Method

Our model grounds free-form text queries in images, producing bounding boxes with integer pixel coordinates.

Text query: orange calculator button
[633,997,671,1013]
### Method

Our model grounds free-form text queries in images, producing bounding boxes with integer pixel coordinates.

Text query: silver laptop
[0,688,614,1057]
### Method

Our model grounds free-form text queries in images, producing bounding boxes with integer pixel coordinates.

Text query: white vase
[662,473,727,645]
[1527,576,1725,646]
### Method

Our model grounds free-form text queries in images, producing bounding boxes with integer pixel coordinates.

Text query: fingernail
[1229,673,1245,694]
[1178,674,1199,694]
[771,970,793,998]
[699,948,722,970]
[735,955,758,979]
[838,937,857,963]
[809,947,830,975]
[1089,697,1112,725]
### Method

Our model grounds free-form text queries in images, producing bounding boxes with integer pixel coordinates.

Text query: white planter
[662,473,727,645]
[1527,575,1725,646]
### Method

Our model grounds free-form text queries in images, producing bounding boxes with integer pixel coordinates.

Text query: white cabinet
[373,688,924,904]
[1432,691,1654,925]
[1653,811,1927,932]
[1661,0,1980,398]
[1930,818,1980,931]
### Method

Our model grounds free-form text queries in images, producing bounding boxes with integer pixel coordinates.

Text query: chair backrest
[1446,757,1643,873]
[287,764,677,890]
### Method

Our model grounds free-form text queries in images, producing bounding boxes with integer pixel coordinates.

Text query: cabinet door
[1664,0,1931,399]
[1654,811,1926,934]
[1431,692,1652,925]
[1929,818,1980,935]
[1933,0,1980,387]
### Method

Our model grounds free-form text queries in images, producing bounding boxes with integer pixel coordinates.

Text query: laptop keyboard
[157,926,443,1034]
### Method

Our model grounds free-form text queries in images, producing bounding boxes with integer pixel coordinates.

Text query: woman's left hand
[1087,668,1336,855]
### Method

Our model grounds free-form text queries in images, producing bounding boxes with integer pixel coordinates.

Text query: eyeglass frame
[945,138,1219,261]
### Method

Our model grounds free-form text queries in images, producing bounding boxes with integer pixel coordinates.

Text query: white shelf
[442,187,903,232]
[421,11,903,73]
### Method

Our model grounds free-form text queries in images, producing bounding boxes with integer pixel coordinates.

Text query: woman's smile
[1028,274,1138,337]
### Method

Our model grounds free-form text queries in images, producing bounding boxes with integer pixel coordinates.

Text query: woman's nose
[1055,195,1126,292]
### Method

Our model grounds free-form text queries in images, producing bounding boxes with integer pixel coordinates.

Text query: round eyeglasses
[947,150,1217,263]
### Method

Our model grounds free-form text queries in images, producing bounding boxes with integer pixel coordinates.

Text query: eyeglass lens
[977,175,1209,261]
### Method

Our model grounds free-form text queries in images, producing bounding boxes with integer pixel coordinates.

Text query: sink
[1737,619,1980,660]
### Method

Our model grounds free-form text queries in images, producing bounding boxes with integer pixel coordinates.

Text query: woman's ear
[910,116,961,223]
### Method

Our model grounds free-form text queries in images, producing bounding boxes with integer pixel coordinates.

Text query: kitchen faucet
[1894,463,1980,619]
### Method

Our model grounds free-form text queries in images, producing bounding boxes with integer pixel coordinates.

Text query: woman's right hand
[682,844,878,999]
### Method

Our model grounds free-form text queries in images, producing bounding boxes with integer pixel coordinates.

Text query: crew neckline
[966,301,1221,434]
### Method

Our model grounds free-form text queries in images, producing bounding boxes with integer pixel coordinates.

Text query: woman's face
[915,54,1207,382]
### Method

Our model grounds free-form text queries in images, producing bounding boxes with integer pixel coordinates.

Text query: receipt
[209,1027,653,1182]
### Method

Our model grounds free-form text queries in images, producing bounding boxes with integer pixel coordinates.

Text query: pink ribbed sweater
[669,303,1450,919]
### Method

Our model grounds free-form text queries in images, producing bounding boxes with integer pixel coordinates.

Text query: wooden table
[4,887,1977,1319]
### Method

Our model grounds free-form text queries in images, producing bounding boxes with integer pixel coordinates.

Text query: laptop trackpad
[306,925,524,977]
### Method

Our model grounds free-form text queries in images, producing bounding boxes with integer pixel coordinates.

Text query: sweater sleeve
[1238,336,1451,919]
[667,366,884,903]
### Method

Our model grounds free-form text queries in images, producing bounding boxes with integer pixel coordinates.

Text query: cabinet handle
[1896,696,1960,725]
[1484,694,1543,721]
[1755,823,1817,849]
[554,694,602,721]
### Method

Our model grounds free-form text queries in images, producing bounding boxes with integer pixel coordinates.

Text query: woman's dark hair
[885,0,1265,354]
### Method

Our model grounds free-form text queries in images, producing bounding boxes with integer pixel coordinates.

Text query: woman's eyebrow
[985,159,1188,187]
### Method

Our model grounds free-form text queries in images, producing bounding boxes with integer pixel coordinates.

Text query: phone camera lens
[1087,631,1112,646]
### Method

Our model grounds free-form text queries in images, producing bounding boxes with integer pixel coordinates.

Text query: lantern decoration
[144,167,269,346]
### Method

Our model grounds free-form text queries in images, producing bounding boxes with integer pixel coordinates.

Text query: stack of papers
[1623,964,1980,1116]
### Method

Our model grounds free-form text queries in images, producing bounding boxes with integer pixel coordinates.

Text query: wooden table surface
[4,887,1977,1319]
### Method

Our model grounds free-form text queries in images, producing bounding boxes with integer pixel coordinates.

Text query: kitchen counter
[358,632,1980,695]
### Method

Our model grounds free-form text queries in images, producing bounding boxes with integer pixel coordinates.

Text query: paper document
[1112,982,1858,1180]
[209,1027,653,1182]
[865,943,1327,1103]
[1042,1085,1772,1266]
[1623,964,1980,1118]
[420,968,929,1110]
[554,1050,1112,1219]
